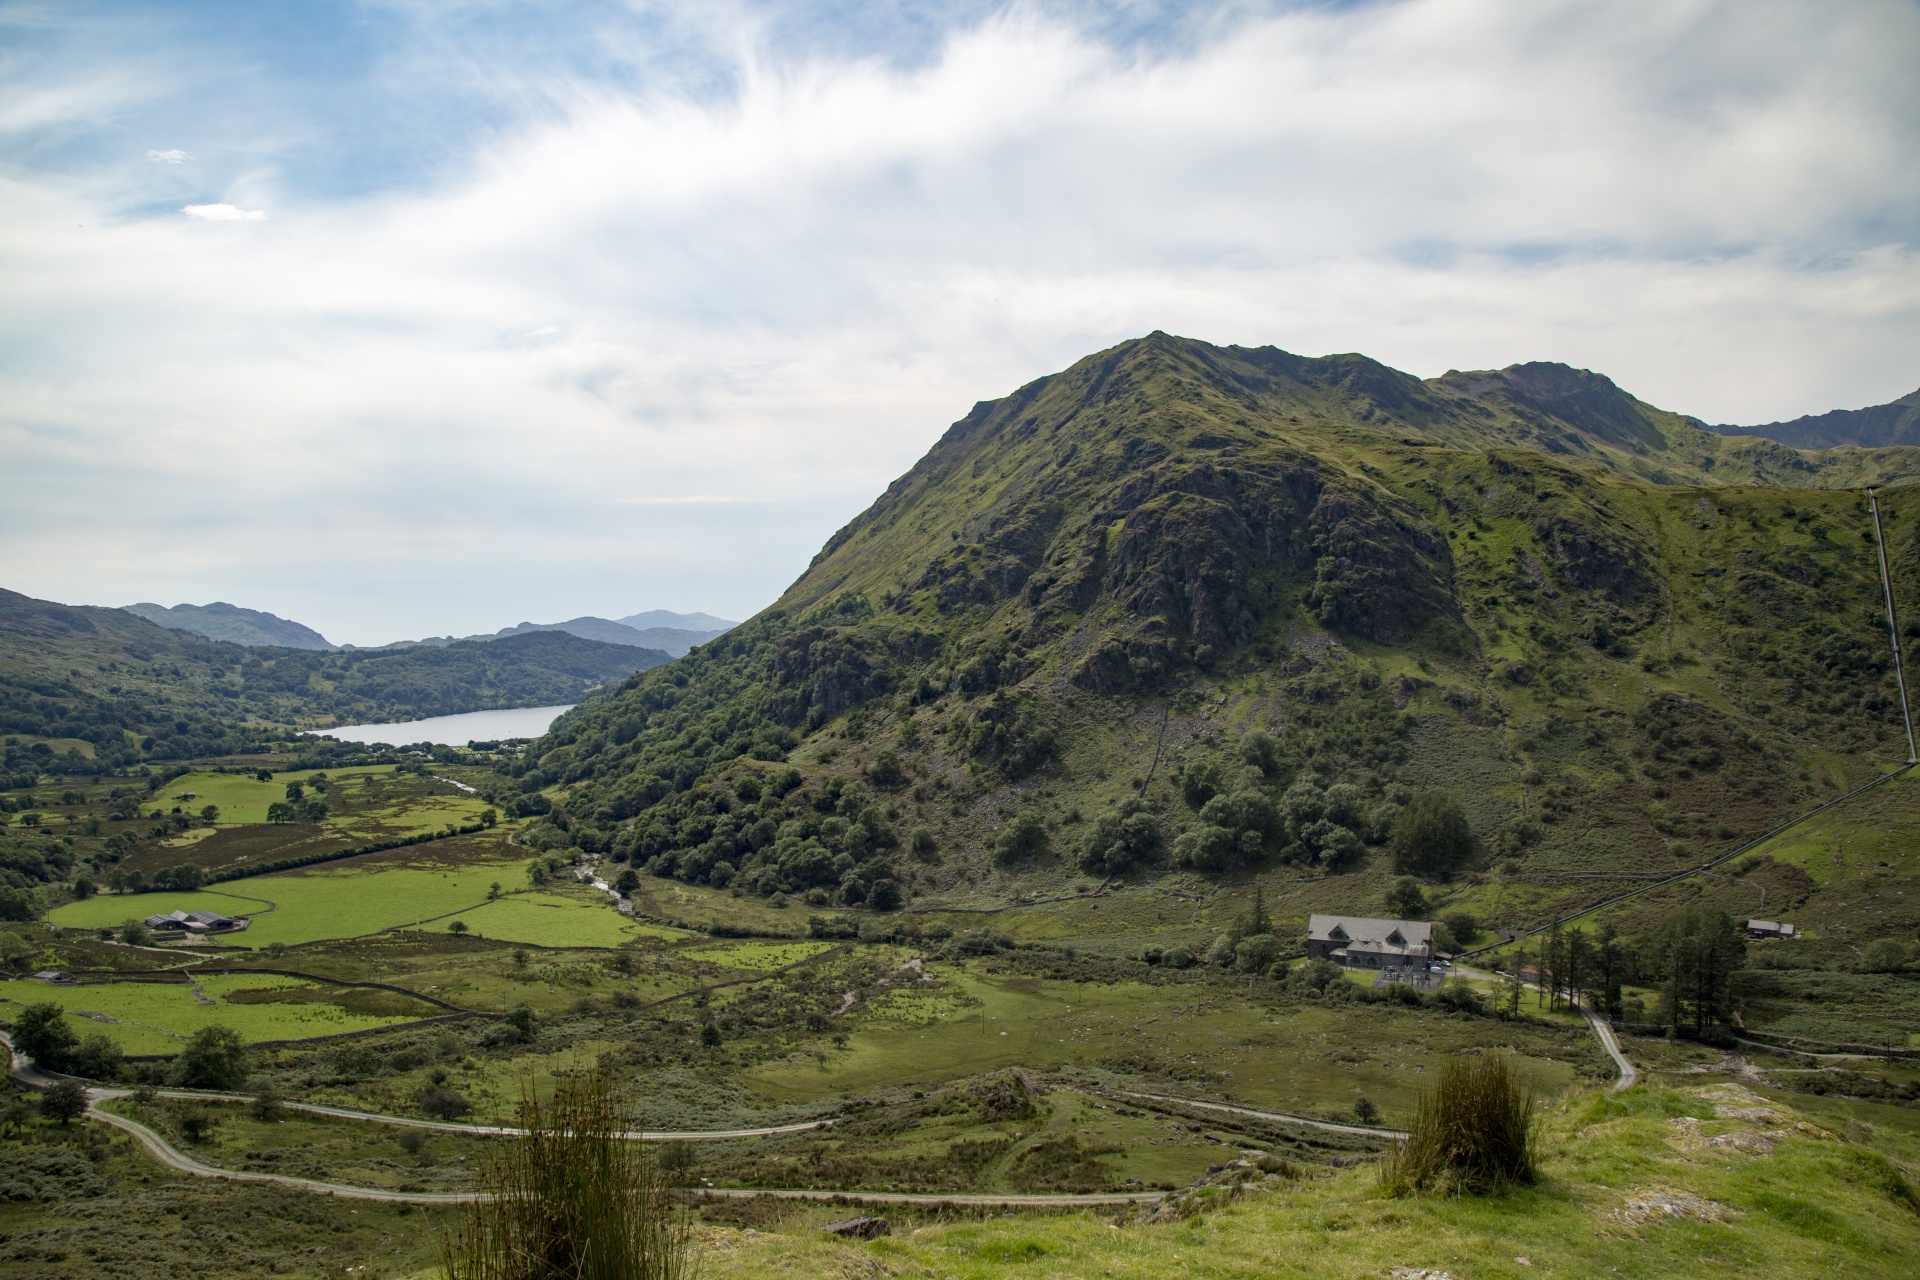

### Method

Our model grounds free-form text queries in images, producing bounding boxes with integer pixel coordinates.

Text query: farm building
[142,909,240,934]
[1747,919,1798,940]
[1307,915,1434,968]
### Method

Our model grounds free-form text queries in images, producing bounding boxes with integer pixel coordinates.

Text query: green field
[682,940,837,971]
[421,890,653,948]
[49,858,627,948]
[145,766,492,839]
[1,973,432,1053]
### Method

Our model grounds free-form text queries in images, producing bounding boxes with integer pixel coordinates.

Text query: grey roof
[1308,914,1433,955]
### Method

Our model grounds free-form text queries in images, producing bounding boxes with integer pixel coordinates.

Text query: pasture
[146,766,492,840]
[50,858,640,949]
[1,972,433,1053]
[743,964,1596,1124]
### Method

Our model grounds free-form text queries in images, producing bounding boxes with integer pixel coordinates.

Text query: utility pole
[1867,487,1917,763]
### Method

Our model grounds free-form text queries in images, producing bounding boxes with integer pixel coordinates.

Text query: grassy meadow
[1,972,433,1053]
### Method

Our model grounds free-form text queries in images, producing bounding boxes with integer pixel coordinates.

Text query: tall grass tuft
[441,1069,694,1280]
[1382,1053,1537,1195]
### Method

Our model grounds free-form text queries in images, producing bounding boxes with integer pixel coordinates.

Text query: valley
[4,335,1920,1276]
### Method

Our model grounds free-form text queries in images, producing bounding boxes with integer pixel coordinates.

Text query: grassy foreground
[686,1085,1920,1280]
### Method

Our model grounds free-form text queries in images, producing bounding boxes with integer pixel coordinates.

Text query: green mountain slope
[122,600,336,650]
[519,334,1920,951]
[0,589,671,768]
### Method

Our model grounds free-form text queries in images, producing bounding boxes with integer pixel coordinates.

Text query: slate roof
[1307,914,1433,957]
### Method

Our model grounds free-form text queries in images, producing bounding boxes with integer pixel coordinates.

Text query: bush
[1234,933,1283,972]
[1383,1053,1537,1195]
[441,1068,691,1280]
[1161,945,1196,969]
[1078,808,1162,876]
[992,813,1050,866]
[1858,938,1912,973]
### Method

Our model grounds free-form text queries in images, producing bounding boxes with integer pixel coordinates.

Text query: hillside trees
[1389,793,1475,877]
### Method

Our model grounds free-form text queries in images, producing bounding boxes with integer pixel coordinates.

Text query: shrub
[1383,1054,1537,1195]
[1858,938,1912,973]
[992,812,1050,866]
[1078,808,1162,876]
[1160,945,1196,969]
[441,1068,693,1280]
[1234,933,1283,972]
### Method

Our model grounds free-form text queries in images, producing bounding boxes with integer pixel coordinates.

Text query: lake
[308,704,575,746]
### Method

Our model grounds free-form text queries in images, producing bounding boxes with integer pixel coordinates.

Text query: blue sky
[3,0,1918,645]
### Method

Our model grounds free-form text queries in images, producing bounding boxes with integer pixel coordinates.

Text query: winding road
[3,1033,1161,1207]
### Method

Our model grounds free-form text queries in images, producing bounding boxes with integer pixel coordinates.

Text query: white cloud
[146,149,190,163]
[2,0,1918,643]
[181,202,264,221]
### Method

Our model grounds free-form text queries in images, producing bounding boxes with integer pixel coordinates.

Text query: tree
[513,948,530,968]
[70,1033,122,1081]
[38,1080,89,1126]
[13,1003,78,1072]
[421,1085,474,1121]
[174,1024,250,1090]
[1389,793,1475,877]
[71,876,96,900]
[1385,877,1429,919]
[199,804,219,823]
[1658,906,1746,1037]
[864,750,905,788]
[614,868,640,897]
[866,878,903,912]
[118,919,152,947]
[992,812,1050,866]
[480,808,498,828]
[449,920,469,936]
[504,1005,536,1042]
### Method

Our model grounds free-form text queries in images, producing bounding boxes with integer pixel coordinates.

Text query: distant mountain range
[120,603,737,657]
[1709,385,1920,451]
[123,601,336,650]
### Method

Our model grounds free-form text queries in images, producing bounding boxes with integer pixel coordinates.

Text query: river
[306,704,575,747]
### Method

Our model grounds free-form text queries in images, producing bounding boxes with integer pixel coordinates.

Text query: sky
[3,0,1919,647]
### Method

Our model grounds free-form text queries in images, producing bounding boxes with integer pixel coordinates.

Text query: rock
[1610,1186,1733,1227]
[1390,1270,1458,1280]
[823,1216,891,1239]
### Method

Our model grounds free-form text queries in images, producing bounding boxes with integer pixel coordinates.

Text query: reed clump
[1382,1053,1538,1195]
[441,1069,694,1280]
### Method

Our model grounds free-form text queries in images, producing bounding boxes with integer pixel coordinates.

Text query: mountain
[510,332,1920,958]
[617,609,738,632]
[1711,385,1920,451]
[0,588,672,768]
[480,616,730,657]
[122,600,335,650]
